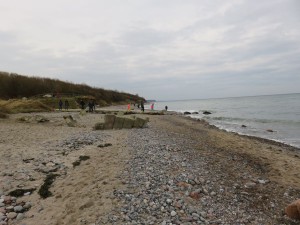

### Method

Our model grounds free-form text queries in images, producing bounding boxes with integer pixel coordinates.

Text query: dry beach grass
[0,107,299,224]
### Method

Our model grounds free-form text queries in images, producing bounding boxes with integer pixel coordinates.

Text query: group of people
[80,99,95,112]
[131,101,169,112]
[59,99,168,112]
[58,99,69,111]
[58,99,96,112]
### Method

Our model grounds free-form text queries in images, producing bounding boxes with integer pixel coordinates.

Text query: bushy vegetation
[0,99,52,113]
[0,71,145,104]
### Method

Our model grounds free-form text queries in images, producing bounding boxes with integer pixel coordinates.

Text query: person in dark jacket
[65,100,69,110]
[80,100,85,110]
[58,100,63,111]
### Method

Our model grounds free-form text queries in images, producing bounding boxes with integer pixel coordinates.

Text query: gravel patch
[100,122,298,225]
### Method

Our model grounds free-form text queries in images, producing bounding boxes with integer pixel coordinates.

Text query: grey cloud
[118,27,175,47]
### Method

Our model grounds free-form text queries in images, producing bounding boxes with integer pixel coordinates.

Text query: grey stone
[23,202,32,209]
[14,205,23,212]
[171,210,177,216]
[16,213,24,220]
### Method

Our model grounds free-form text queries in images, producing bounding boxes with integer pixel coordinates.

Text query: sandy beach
[0,108,300,225]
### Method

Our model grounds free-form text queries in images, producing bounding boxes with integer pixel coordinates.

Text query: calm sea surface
[150,93,300,148]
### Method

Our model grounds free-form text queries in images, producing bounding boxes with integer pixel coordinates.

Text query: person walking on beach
[88,101,93,112]
[141,101,144,112]
[151,103,154,110]
[58,99,63,111]
[127,103,131,111]
[165,105,168,111]
[92,100,96,111]
[65,100,69,110]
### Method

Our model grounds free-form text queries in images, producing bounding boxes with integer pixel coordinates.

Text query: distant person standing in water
[165,105,168,111]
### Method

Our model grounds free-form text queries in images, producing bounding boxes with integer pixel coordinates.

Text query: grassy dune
[0,99,52,113]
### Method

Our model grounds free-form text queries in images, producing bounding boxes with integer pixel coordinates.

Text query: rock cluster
[94,115,149,130]
[0,195,32,224]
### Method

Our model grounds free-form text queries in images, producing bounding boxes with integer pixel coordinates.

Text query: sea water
[150,93,300,148]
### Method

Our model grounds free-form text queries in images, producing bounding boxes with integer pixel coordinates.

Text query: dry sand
[0,108,299,225]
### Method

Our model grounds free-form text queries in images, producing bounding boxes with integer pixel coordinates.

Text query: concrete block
[113,117,125,129]
[104,114,116,129]
[133,117,147,128]
[123,118,135,129]
[94,122,105,130]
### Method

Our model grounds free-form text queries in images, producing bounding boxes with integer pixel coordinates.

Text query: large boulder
[104,114,116,129]
[63,115,77,127]
[203,111,212,115]
[184,112,191,115]
[285,199,300,220]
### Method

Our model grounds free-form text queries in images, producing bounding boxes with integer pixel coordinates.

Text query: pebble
[16,213,25,220]
[170,211,177,217]
[23,202,32,209]
[14,205,23,212]
[7,212,17,219]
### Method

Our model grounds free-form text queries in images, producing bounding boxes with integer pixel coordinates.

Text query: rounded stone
[171,210,177,217]
[14,205,23,212]
[16,213,25,220]
[7,212,17,219]
[23,202,32,209]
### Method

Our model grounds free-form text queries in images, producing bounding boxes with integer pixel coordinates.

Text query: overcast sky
[0,0,299,100]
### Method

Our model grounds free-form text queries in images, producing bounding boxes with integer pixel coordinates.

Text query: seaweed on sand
[72,155,90,168]
[9,188,36,197]
[38,173,60,199]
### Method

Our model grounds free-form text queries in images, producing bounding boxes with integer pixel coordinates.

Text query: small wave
[208,116,300,125]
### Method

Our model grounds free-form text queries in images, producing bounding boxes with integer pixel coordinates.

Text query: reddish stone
[189,191,200,200]
[174,201,182,209]
[0,207,6,213]
[3,196,11,204]
[177,182,191,188]
[285,199,300,220]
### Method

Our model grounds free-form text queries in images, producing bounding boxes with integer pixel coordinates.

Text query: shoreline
[0,110,299,224]
[184,115,300,152]
[164,109,300,151]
